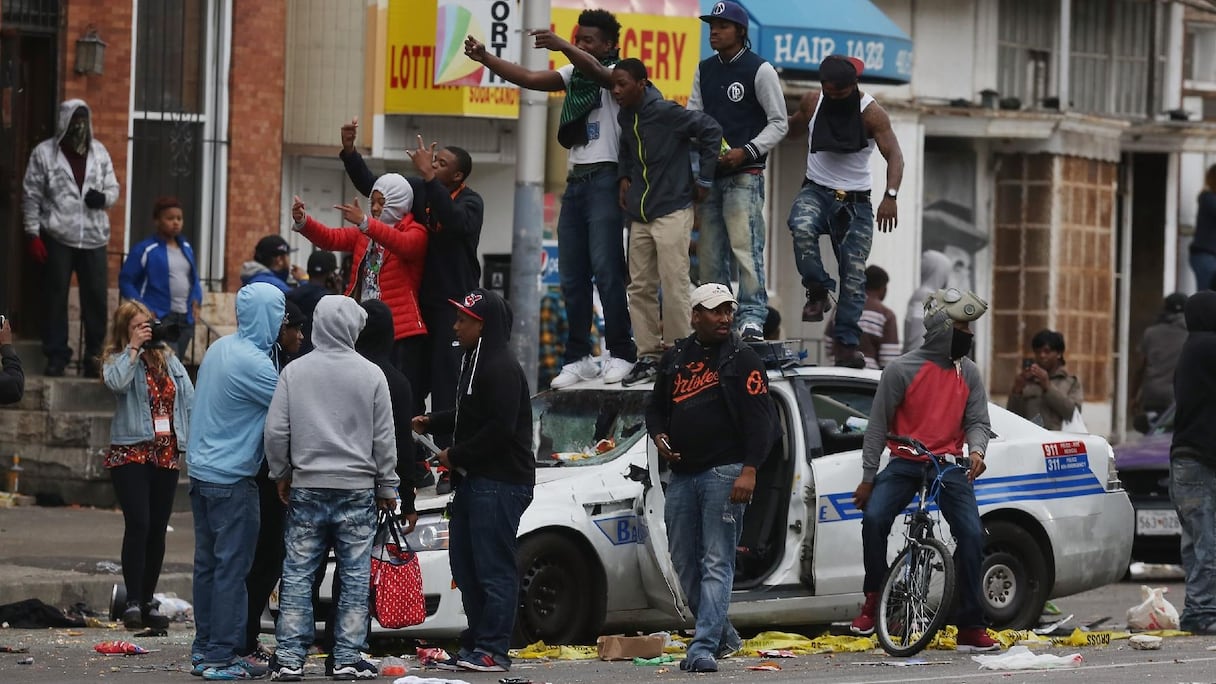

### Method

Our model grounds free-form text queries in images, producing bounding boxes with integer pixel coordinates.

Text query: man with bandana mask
[21,99,120,377]
[848,288,1001,653]
[786,54,904,369]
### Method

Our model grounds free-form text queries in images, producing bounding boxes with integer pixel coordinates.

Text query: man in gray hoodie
[264,295,398,681]
[850,287,1000,653]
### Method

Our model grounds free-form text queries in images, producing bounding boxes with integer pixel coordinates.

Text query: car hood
[1114,434,1172,471]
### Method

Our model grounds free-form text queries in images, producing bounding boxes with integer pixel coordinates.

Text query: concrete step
[45,376,117,413]
[0,409,112,449]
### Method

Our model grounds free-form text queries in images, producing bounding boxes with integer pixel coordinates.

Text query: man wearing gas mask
[21,99,120,377]
[848,288,1001,653]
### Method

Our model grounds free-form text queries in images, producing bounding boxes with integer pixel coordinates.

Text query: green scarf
[557,54,618,150]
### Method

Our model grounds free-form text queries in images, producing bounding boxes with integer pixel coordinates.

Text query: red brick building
[1,0,287,369]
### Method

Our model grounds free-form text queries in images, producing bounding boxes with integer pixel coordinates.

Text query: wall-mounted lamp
[74,27,106,75]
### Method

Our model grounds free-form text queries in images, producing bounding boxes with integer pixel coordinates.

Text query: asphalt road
[0,571,1210,684]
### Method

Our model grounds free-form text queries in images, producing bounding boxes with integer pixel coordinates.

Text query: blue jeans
[1191,250,1216,292]
[665,463,745,662]
[274,488,377,668]
[558,166,635,363]
[1170,455,1216,630]
[698,173,769,330]
[860,458,986,628]
[190,477,260,667]
[787,180,874,346]
[448,476,534,664]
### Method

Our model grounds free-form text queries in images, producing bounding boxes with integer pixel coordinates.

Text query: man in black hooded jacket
[411,288,533,673]
[1170,291,1216,634]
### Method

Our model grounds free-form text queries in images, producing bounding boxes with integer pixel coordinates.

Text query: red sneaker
[850,592,879,635]
[956,627,1001,652]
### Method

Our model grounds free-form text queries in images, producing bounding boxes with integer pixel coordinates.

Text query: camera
[144,319,182,349]
[1022,358,1034,370]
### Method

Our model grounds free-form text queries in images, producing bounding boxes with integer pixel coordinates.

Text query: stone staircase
[0,341,190,510]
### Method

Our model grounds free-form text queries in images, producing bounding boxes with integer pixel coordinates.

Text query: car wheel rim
[520,556,571,637]
[983,562,1017,609]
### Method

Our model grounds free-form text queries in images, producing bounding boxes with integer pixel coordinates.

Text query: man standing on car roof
[646,283,778,673]
[850,288,999,653]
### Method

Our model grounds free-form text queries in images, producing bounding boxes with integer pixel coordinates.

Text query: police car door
[635,438,690,619]
[798,377,879,597]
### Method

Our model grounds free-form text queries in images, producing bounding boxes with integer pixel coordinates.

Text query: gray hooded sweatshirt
[861,306,992,482]
[264,294,400,498]
[903,250,954,353]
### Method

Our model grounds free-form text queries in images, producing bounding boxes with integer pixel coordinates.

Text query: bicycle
[874,434,969,657]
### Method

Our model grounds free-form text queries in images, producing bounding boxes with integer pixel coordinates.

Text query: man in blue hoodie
[412,288,534,673]
[186,282,282,680]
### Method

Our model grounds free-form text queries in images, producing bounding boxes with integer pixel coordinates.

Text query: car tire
[981,521,1049,629]
[514,533,601,646]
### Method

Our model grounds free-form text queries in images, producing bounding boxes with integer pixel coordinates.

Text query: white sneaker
[602,357,635,384]
[550,356,601,389]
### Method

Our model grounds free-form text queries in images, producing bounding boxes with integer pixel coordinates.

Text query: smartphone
[1022,358,1033,370]
[0,315,5,328]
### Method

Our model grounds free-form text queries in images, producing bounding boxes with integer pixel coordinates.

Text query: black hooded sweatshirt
[356,300,418,513]
[1171,291,1216,466]
[428,289,534,486]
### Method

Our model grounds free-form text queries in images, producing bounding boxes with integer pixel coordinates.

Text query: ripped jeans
[665,463,745,663]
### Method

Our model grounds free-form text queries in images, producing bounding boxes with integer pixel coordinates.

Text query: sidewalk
[0,504,194,614]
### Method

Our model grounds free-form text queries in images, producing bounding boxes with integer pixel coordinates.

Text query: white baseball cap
[690,283,738,310]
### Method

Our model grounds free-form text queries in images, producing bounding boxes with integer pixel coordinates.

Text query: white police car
[307,354,1132,643]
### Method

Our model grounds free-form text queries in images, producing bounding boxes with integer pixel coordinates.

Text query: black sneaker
[121,602,143,629]
[331,659,378,680]
[833,344,866,369]
[740,323,764,342]
[268,654,303,681]
[621,358,658,387]
[141,601,170,630]
[802,286,833,322]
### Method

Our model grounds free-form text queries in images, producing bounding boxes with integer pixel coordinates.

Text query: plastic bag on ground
[1127,585,1180,630]
[972,645,1082,670]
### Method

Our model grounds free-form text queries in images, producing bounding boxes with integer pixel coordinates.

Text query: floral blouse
[104,363,180,470]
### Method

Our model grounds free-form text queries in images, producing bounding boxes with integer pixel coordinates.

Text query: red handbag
[369,511,425,629]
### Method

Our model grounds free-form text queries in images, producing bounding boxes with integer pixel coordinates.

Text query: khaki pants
[627,207,693,359]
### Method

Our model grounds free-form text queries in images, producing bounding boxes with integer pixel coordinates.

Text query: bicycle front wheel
[876,537,956,657]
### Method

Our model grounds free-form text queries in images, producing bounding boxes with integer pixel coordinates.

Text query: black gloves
[84,189,106,209]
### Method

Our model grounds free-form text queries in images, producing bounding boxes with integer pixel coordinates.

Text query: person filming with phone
[1006,329,1083,431]
[0,316,24,405]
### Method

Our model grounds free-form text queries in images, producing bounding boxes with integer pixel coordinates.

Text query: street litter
[95,561,121,574]
[151,592,193,620]
[1128,561,1185,581]
[856,658,946,666]
[0,646,30,653]
[598,634,666,660]
[756,649,797,658]
[94,640,152,655]
[747,660,782,671]
[1034,614,1074,634]
[740,630,876,656]
[972,645,1083,670]
[1129,634,1163,650]
[392,677,473,684]
[510,641,598,661]
[631,654,675,666]
[1127,585,1180,630]
[379,656,407,676]
[416,647,452,666]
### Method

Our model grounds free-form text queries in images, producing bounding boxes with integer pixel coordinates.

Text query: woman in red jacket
[291,173,428,380]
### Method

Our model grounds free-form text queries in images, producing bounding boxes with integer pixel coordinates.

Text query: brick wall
[991,153,1117,402]
[224,0,288,290]
[62,1,134,287]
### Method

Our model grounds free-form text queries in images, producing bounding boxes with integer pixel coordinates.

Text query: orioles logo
[745,370,767,395]
[463,292,483,307]
[686,361,705,374]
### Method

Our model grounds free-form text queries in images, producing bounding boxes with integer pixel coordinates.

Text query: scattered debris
[972,645,1083,670]
[0,646,29,653]
[95,561,122,574]
[1129,634,1163,650]
[17,656,33,665]
[756,649,797,658]
[746,660,782,671]
[1034,614,1074,634]
[94,640,152,655]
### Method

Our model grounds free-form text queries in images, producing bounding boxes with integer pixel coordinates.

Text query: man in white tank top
[785,55,904,368]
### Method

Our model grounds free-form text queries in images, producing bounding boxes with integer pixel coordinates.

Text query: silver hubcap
[983,562,1017,608]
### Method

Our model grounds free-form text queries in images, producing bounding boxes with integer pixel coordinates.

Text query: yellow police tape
[510,627,1193,661]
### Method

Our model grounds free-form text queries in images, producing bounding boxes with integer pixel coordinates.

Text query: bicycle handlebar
[886,434,964,468]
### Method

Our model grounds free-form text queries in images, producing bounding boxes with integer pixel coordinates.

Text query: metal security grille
[1,0,60,33]
[129,0,208,257]
[1070,0,1165,116]
[997,0,1057,108]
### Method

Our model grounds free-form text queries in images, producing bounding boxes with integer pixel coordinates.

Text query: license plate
[1136,509,1181,536]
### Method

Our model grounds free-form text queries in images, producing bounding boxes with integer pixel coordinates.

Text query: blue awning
[698,0,913,84]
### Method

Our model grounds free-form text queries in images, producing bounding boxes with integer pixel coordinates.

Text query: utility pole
[508,0,550,395]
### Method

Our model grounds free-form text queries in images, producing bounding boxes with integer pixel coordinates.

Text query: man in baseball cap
[240,234,297,293]
[645,281,778,672]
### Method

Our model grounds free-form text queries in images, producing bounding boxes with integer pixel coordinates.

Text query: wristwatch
[885,188,898,199]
